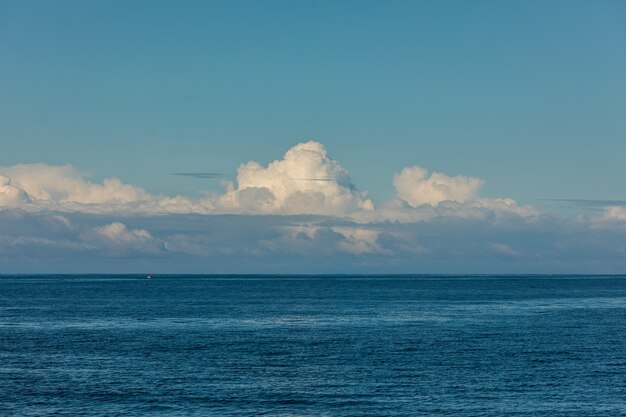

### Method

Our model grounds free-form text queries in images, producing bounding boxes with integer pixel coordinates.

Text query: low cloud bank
[1,210,625,274]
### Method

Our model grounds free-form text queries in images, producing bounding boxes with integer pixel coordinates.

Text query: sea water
[1,275,625,416]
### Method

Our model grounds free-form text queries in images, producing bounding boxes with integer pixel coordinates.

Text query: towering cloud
[216,141,374,215]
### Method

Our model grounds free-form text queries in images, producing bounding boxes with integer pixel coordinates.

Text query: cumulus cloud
[393,166,483,207]
[0,175,30,207]
[0,163,214,214]
[216,141,373,215]
[602,206,626,221]
[0,140,542,225]
[0,141,541,223]
[0,142,372,216]
[332,227,390,255]
[90,222,164,254]
[1,164,149,205]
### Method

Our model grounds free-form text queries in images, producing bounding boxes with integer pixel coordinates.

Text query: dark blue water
[1,275,625,416]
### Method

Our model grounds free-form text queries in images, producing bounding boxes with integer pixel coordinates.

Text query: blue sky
[1,1,625,272]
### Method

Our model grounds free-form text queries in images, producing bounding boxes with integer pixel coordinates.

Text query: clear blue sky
[1,0,625,204]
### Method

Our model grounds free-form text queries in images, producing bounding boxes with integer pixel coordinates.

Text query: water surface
[1,275,625,416]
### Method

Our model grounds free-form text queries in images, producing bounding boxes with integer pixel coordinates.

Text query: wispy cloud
[173,172,224,179]
[541,198,626,207]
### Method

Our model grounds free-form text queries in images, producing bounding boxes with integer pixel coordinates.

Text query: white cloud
[393,165,483,207]
[332,226,390,255]
[386,165,537,222]
[0,142,372,216]
[0,175,30,207]
[351,196,538,224]
[602,206,626,221]
[0,141,541,226]
[215,141,373,215]
[489,242,522,257]
[91,222,164,254]
[1,164,149,205]
[0,163,215,214]
[0,142,542,223]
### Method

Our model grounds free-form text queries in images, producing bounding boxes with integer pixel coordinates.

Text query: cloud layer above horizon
[0,141,533,217]
[1,141,625,273]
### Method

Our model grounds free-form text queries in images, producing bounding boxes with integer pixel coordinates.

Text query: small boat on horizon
[146,274,152,279]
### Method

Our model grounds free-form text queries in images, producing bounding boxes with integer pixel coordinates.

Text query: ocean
[1,275,625,416]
